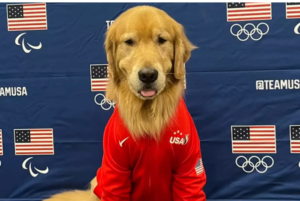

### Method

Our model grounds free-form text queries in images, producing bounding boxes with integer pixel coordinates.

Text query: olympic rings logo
[294,23,300,35]
[235,155,274,174]
[94,93,116,110]
[230,23,269,41]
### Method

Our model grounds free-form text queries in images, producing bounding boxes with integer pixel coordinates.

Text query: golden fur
[43,5,196,201]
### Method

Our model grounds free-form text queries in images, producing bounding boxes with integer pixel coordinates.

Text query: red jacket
[94,97,206,201]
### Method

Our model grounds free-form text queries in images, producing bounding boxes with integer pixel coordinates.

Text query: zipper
[148,136,151,200]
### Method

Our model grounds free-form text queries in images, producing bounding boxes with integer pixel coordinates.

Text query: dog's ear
[173,23,197,80]
[104,25,120,101]
[105,27,118,83]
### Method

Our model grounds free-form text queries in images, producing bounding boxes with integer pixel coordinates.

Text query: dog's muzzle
[138,67,158,83]
[138,67,158,98]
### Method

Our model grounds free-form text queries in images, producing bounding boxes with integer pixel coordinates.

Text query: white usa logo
[169,130,189,145]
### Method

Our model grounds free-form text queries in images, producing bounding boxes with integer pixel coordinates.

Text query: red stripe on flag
[228,12,271,17]
[8,27,47,31]
[249,130,275,132]
[232,142,275,144]
[233,150,275,153]
[8,19,46,22]
[16,144,53,147]
[228,8,271,13]
[23,15,46,18]
[16,148,54,151]
[15,152,54,155]
[25,141,53,143]
[9,23,47,26]
[287,11,300,14]
[23,3,46,7]
[228,16,272,21]
[287,15,300,19]
[23,8,46,11]
[245,138,275,141]
[245,4,271,8]
[233,146,276,149]
[250,126,275,129]
[30,129,52,131]
[31,137,53,139]
[287,6,300,9]
[24,11,46,14]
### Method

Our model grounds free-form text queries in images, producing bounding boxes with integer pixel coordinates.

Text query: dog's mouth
[128,67,165,100]
[139,89,157,98]
[133,84,164,100]
[136,83,161,100]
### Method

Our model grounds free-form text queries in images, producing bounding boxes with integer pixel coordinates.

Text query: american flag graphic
[290,125,300,153]
[227,2,272,22]
[6,3,47,31]
[286,2,300,19]
[195,158,204,175]
[231,125,276,153]
[14,129,54,155]
[90,64,109,91]
[0,130,3,156]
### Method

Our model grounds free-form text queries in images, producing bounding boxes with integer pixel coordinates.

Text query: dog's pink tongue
[141,90,156,97]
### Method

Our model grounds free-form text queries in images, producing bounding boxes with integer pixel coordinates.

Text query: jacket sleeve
[172,116,207,201]
[93,118,131,201]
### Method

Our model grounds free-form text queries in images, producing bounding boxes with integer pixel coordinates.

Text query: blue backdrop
[1,2,300,201]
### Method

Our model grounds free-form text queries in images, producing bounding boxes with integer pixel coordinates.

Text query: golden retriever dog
[43,5,197,201]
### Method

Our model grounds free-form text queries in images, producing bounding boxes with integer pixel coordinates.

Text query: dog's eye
[125,39,134,45]
[158,37,167,44]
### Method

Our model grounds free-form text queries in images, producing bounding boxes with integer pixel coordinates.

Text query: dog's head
[105,6,196,101]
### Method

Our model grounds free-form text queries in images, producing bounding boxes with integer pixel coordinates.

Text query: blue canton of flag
[195,158,203,175]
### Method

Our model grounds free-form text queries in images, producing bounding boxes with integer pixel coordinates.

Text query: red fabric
[94,97,206,201]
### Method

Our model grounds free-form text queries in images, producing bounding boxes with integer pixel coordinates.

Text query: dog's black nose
[138,68,158,83]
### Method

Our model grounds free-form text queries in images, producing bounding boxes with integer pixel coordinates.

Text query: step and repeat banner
[0,2,300,201]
